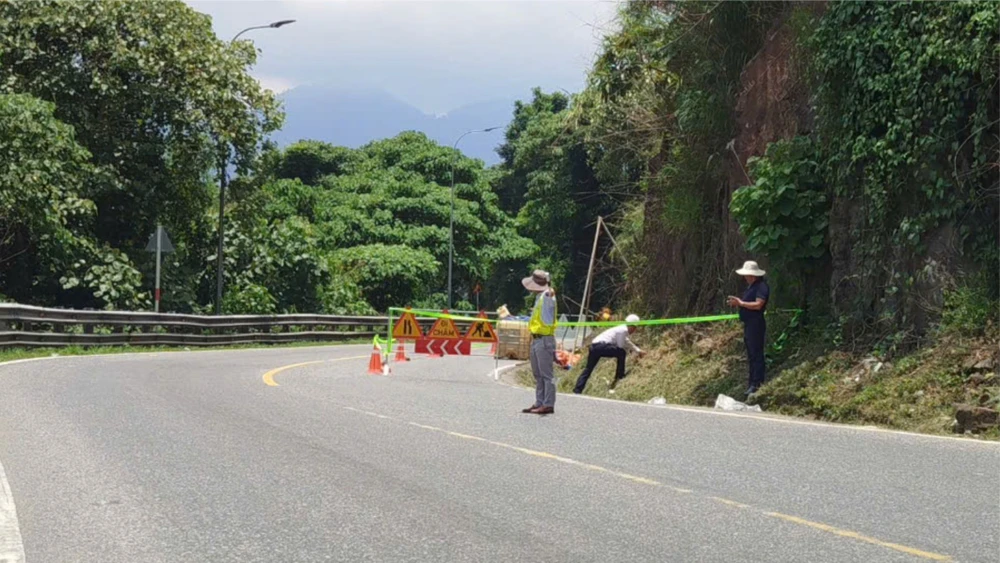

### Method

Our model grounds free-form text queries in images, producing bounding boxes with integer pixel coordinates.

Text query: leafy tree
[730,137,828,276]
[278,141,358,185]
[494,89,570,214]
[220,133,535,313]
[0,0,281,310]
[730,137,829,308]
[491,89,618,312]
[0,92,145,309]
[223,283,277,316]
[335,244,439,312]
[214,215,330,314]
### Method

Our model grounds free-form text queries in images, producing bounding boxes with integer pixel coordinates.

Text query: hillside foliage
[0,0,994,352]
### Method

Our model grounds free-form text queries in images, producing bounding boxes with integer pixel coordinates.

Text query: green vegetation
[0,0,280,311]
[509,1,997,436]
[730,137,828,284]
[0,1,995,435]
[519,314,997,437]
[0,0,532,315]
[226,133,535,314]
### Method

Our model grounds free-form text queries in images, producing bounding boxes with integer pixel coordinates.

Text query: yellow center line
[764,512,953,561]
[711,496,750,509]
[259,358,955,562]
[261,355,369,386]
[346,405,954,562]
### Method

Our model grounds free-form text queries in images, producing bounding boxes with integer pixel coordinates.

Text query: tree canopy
[220,133,537,313]
[0,0,280,310]
[0,0,994,343]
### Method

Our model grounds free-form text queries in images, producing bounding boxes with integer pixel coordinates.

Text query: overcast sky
[185,0,620,115]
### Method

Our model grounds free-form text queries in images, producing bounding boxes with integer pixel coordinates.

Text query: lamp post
[448,126,501,309]
[215,19,295,315]
[232,19,296,42]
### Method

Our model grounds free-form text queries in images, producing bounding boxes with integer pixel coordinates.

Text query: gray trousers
[530,335,556,407]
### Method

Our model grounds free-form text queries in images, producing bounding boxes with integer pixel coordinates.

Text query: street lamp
[215,19,295,315]
[448,126,501,309]
[232,19,296,42]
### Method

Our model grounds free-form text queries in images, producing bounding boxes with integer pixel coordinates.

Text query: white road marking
[0,458,25,563]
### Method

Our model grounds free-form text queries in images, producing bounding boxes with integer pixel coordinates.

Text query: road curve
[0,345,997,562]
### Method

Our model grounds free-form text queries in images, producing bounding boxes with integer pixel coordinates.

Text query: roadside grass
[517,322,750,403]
[757,334,1000,438]
[516,322,999,439]
[0,339,373,364]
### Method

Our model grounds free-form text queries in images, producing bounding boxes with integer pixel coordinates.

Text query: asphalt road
[0,345,997,562]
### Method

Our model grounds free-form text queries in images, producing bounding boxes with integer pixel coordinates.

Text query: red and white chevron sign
[415,338,471,356]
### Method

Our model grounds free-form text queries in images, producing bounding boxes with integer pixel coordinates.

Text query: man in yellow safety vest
[521,269,558,415]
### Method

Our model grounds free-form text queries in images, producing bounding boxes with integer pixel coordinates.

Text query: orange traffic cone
[395,342,408,362]
[368,343,383,375]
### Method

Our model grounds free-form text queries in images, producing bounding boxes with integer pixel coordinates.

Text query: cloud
[186,0,620,113]
[255,74,297,94]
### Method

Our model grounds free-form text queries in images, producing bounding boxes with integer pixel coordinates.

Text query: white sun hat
[735,260,766,276]
[625,314,640,323]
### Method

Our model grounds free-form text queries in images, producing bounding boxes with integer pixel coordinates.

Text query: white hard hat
[626,314,640,323]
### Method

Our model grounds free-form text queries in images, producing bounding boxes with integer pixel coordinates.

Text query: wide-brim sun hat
[735,260,766,277]
[625,314,640,323]
[522,269,551,292]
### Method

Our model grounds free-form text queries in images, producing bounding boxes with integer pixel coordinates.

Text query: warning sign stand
[392,309,423,340]
[417,309,464,358]
[464,312,498,343]
[426,310,461,339]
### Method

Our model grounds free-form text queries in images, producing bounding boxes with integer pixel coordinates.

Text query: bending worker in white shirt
[572,314,646,394]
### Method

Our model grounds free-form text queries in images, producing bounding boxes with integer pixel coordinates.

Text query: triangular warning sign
[464,316,497,343]
[392,310,423,340]
[427,314,460,339]
[144,227,174,253]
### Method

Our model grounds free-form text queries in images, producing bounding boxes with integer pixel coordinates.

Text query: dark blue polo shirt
[739,279,770,324]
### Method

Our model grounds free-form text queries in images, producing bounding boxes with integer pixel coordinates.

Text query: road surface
[0,345,997,562]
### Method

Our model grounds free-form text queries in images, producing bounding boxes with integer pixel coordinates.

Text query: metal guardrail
[0,304,391,349]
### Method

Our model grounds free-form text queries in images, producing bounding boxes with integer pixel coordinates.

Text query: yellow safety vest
[528,291,557,336]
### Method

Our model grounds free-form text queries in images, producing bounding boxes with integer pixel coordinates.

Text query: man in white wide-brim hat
[727,260,770,396]
[521,269,558,415]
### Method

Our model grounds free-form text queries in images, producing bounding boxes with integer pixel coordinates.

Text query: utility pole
[448,126,501,308]
[215,154,227,315]
[578,216,603,342]
[215,19,295,315]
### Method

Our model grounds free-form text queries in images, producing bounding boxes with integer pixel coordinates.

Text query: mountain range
[270,85,515,165]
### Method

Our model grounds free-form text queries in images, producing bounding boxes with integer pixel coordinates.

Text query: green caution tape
[390,306,801,328]
[565,313,740,328]
[386,307,804,328]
